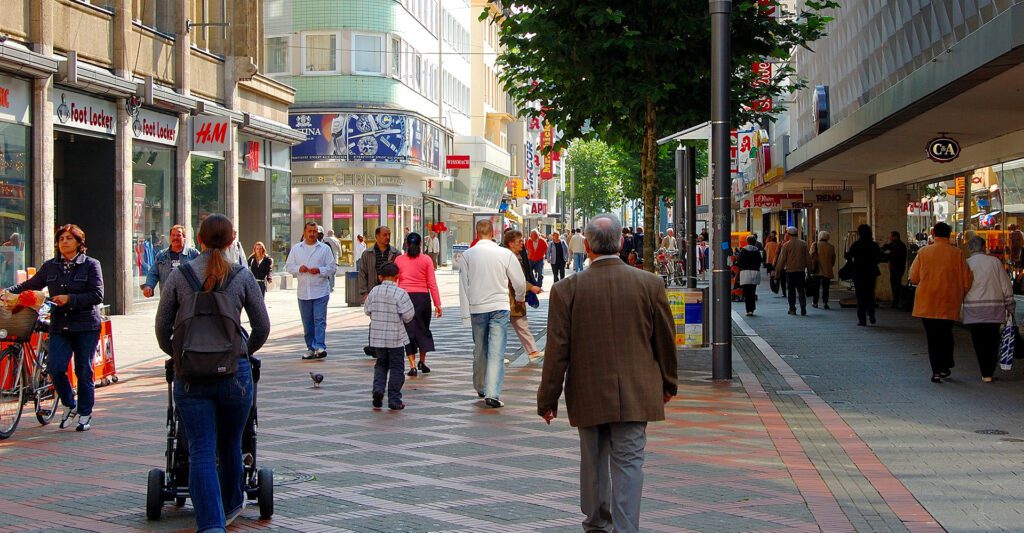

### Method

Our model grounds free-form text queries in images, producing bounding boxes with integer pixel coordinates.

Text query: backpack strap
[219,264,244,292]
[179,262,204,292]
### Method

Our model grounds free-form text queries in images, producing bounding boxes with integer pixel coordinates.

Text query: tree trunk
[640,97,658,272]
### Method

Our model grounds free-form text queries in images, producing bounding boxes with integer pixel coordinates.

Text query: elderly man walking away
[538,213,678,533]
[459,219,527,408]
[357,226,401,356]
[773,226,809,316]
[569,228,587,273]
[286,222,338,359]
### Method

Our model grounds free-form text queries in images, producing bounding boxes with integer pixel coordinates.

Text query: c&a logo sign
[927,137,960,163]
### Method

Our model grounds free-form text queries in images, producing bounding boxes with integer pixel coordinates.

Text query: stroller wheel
[146,469,165,520]
[257,467,274,519]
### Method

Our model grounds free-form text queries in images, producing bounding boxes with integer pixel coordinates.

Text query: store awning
[422,194,482,213]
[503,209,523,225]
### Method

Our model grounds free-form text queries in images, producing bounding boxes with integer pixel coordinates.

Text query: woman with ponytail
[155,214,270,532]
[394,232,441,376]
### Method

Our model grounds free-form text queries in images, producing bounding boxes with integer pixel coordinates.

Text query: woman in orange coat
[909,222,973,383]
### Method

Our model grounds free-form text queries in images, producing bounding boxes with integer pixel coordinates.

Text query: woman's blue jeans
[173,357,253,533]
[47,329,100,415]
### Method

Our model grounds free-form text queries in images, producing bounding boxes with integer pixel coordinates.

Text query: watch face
[347,114,406,160]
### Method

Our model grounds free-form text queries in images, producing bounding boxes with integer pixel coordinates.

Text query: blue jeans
[297,295,329,351]
[573,253,586,272]
[174,357,253,533]
[373,347,405,406]
[530,259,545,286]
[471,310,509,399]
[47,330,100,416]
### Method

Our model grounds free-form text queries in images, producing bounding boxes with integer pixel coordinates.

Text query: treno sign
[927,137,960,163]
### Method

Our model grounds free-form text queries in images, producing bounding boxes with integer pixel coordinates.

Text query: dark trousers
[785,272,806,312]
[854,276,877,324]
[922,318,955,374]
[373,347,406,406]
[48,330,100,416]
[813,276,831,306]
[742,285,757,313]
[889,268,905,306]
[530,259,545,287]
[552,262,566,282]
[779,269,788,295]
[968,323,1001,378]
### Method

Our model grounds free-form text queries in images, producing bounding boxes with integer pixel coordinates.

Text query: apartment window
[265,36,289,75]
[352,33,385,75]
[415,53,423,89]
[391,37,401,77]
[303,33,340,74]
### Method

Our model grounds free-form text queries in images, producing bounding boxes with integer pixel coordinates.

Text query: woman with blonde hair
[247,241,273,295]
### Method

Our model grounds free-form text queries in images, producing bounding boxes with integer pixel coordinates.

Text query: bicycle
[0,301,59,439]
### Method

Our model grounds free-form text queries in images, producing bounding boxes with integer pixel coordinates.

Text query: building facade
[265,0,516,265]
[0,0,302,314]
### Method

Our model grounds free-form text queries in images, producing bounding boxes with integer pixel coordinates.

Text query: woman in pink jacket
[395,233,442,376]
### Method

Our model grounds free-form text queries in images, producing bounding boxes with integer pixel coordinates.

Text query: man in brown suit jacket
[538,213,678,533]
[773,226,810,315]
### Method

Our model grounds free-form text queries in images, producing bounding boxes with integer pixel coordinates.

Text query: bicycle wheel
[33,346,58,426]
[0,346,26,439]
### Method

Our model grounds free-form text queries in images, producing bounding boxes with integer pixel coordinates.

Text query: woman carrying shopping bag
[962,236,1015,382]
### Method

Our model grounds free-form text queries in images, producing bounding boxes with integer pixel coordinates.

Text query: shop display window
[386,194,398,240]
[131,144,176,301]
[332,194,354,266]
[0,122,31,288]
[270,170,291,271]
[191,156,224,242]
[303,194,324,226]
[363,194,382,239]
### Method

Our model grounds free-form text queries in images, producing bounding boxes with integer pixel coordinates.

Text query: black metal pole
[674,143,684,250]
[710,0,732,380]
[684,145,697,289]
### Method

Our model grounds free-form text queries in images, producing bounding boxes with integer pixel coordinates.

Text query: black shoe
[812,303,819,308]
[869,316,876,325]
[418,362,431,374]
[372,391,383,408]
[484,397,504,408]
[801,309,807,316]
[407,367,418,377]
[388,403,405,410]
[857,322,867,326]
[931,374,942,383]
[788,309,796,315]
[938,369,951,378]
[823,304,830,310]
[363,346,375,357]
[301,350,317,360]
[315,349,328,359]
[477,391,485,398]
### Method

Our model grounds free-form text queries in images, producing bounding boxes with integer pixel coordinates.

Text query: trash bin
[345,271,361,307]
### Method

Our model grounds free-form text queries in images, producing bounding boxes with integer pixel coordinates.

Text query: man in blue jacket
[142,225,199,298]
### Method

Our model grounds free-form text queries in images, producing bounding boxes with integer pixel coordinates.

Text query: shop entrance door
[54,131,116,310]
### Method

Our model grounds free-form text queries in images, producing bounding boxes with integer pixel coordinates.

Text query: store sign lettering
[0,75,30,126]
[292,175,404,187]
[245,141,260,172]
[0,87,8,108]
[927,137,960,163]
[132,108,179,146]
[51,91,116,135]
[802,189,853,204]
[192,116,232,151]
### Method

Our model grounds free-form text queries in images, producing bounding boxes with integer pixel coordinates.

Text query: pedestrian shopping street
[0,270,1021,532]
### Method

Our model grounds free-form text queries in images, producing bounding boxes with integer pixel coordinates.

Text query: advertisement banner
[290,113,442,169]
[730,129,738,175]
[741,193,803,209]
[667,288,704,348]
[0,74,31,126]
[539,124,554,180]
[736,129,755,175]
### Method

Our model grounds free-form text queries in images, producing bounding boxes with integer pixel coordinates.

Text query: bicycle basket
[0,306,38,341]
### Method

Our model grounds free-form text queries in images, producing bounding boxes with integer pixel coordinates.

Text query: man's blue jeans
[173,357,253,533]
[573,253,586,273]
[47,330,100,416]
[530,259,545,286]
[471,310,509,399]
[373,347,405,406]
[297,294,329,351]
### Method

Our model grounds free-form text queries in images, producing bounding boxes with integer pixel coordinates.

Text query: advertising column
[0,74,32,288]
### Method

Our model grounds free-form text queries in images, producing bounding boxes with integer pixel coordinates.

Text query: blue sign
[290,112,442,169]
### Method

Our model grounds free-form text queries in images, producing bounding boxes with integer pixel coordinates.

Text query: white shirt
[355,241,367,261]
[568,233,586,254]
[285,240,338,300]
[459,239,527,325]
[226,239,246,266]
[427,236,441,254]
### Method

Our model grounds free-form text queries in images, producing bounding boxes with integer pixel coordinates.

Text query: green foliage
[565,139,620,218]
[609,140,709,202]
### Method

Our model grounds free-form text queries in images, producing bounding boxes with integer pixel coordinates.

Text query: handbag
[838,261,853,281]
[769,275,780,294]
[1000,313,1018,369]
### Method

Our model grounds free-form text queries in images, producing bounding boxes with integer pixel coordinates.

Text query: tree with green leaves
[488,0,837,269]
[565,139,621,223]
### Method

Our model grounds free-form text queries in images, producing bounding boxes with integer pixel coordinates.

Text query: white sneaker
[528,351,544,362]
[60,406,78,429]
[76,414,91,432]
[225,499,246,526]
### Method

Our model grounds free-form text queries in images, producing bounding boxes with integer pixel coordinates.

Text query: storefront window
[387,194,398,241]
[332,194,354,266]
[131,144,176,300]
[270,170,291,272]
[0,122,31,288]
[191,156,224,242]
[303,194,323,226]
[363,194,381,239]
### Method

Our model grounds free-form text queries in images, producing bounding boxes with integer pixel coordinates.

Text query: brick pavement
[0,268,975,532]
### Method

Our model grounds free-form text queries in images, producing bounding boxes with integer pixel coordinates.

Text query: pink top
[395,253,441,307]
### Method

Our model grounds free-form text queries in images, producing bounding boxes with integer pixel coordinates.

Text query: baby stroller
[146,357,273,521]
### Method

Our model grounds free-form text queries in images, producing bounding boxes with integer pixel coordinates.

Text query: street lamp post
[710,0,732,380]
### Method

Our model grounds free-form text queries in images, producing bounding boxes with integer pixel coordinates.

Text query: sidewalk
[0,268,1007,531]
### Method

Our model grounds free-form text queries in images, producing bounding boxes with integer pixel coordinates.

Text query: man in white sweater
[459,219,527,408]
[286,222,339,360]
